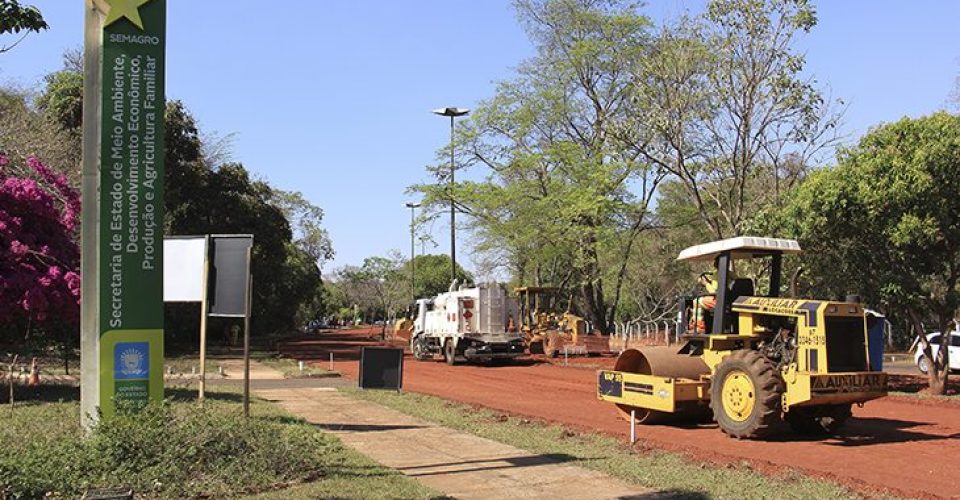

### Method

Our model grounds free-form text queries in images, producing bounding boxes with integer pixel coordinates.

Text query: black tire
[917,356,929,374]
[444,339,458,366]
[528,339,545,355]
[710,350,784,439]
[411,335,429,361]
[787,404,852,435]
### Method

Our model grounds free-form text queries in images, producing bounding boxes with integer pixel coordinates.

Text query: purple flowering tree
[0,154,80,339]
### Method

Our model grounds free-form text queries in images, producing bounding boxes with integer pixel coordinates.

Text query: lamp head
[432,107,470,117]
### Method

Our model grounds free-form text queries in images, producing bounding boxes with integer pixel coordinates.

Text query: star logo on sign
[95,0,153,30]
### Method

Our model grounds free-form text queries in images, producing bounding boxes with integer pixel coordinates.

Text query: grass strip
[0,387,439,499]
[345,388,885,500]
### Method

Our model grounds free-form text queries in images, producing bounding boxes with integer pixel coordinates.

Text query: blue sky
[2,1,958,275]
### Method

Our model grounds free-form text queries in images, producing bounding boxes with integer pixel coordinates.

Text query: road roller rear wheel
[710,350,784,439]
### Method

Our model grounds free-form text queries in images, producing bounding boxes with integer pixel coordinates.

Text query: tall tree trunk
[579,238,609,334]
[909,309,948,395]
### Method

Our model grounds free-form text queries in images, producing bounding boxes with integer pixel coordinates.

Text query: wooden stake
[198,235,211,401]
[8,354,19,407]
[242,245,253,418]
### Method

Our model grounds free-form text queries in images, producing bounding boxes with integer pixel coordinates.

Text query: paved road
[884,358,921,376]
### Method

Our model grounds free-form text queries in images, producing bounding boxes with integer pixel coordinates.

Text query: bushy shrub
[0,154,80,340]
[0,398,338,498]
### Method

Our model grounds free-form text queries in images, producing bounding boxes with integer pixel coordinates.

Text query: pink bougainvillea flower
[0,155,80,327]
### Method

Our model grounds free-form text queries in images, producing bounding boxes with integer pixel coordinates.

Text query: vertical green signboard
[97,0,166,416]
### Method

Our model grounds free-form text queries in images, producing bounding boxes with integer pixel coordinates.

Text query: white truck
[410,282,525,365]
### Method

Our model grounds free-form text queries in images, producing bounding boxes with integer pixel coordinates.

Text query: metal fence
[609,319,679,353]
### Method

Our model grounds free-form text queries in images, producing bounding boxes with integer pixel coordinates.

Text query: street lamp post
[404,202,420,304]
[432,107,469,283]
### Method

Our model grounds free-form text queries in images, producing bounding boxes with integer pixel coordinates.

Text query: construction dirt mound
[283,328,960,499]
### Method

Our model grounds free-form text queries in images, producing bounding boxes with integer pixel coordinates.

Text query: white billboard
[163,236,207,302]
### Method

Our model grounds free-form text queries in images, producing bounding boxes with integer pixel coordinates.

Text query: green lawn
[346,388,888,500]
[0,386,439,499]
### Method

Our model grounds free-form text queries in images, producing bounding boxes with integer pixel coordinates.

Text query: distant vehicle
[410,282,525,365]
[912,330,960,374]
[302,319,326,334]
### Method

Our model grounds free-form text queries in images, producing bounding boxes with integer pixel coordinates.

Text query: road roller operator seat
[727,278,754,333]
[676,237,801,335]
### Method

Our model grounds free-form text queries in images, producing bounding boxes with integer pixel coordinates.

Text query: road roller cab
[597,236,888,439]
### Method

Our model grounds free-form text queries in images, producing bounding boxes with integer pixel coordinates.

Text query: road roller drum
[610,346,710,424]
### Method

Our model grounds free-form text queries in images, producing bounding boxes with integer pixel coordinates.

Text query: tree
[413,0,664,333]
[0,86,81,184]
[398,254,473,301]
[167,161,321,337]
[36,70,83,132]
[778,112,960,394]
[269,189,335,270]
[632,0,841,239]
[335,255,408,336]
[0,0,47,53]
[3,56,333,343]
[0,154,80,344]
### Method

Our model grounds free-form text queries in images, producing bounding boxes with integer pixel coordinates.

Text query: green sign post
[81,0,166,425]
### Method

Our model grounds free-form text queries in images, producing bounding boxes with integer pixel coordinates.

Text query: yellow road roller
[598,237,887,439]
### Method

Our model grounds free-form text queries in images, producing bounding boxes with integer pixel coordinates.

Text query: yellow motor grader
[597,237,887,439]
[515,286,606,356]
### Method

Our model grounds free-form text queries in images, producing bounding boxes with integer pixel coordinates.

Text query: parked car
[912,330,960,374]
[301,319,326,334]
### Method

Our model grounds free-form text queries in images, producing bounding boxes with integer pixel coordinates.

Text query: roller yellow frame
[596,237,888,438]
[598,298,887,413]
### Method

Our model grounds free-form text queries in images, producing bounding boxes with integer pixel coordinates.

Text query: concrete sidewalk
[257,387,655,500]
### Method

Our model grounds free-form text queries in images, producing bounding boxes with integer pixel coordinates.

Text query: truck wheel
[412,335,429,361]
[710,350,784,439]
[529,339,545,355]
[444,340,458,366]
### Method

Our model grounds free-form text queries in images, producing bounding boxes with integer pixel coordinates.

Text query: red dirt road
[285,329,960,498]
